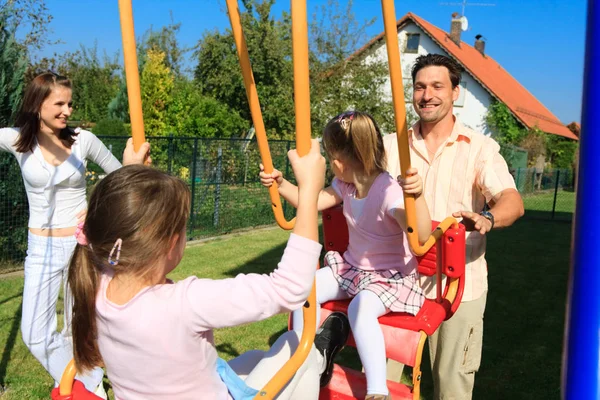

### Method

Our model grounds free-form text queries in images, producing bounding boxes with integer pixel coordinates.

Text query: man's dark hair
[411,54,463,88]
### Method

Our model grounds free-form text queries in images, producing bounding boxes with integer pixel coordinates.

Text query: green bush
[93,118,128,136]
[485,101,527,145]
[546,135,577,169]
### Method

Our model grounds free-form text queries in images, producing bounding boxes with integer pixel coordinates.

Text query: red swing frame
[313,205,466,400]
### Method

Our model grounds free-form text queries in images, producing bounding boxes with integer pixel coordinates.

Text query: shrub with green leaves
[0,21,28,263]
[93,118,128,136]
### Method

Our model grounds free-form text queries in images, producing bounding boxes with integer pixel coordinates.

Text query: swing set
[52,0,600,399]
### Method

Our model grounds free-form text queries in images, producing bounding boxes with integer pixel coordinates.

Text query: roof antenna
[439,0,496,18]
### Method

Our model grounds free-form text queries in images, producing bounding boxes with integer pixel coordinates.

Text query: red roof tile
[353,13,578,140]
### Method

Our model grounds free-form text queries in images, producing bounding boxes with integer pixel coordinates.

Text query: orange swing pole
[57,360,77,396]
[252,1,316,398]
[226,0,295,230]
[380,0,457,257]
[118,0,146,151]
[58,2,146,396]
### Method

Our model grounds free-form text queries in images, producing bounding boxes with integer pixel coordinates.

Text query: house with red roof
[355,12,578,140]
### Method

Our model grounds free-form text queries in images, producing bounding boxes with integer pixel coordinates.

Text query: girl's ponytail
[323,111,387,175]
[348,115,386,174]
[68,244,103,372]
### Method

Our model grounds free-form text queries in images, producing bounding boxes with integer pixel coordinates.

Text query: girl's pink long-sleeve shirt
[95,233,322,400]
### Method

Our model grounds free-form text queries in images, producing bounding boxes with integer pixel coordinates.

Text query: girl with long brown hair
[69,142,348,400]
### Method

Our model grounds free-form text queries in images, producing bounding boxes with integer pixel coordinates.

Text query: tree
[0,0,55,52]
[28,44,121,124]
[0,12,29,263]
[138,48,174,169]
[167,79,247,139]
[139,16,189,77]
[93,118,129,136]
[399,64,420,128]
[308,0,395,134]
[194,0,394,138]
[486,100,577,169]
[0,24,27,126]
[63,45,121,123]
[310,51,396,134]
[140,48,174,137]
[485,100,527,145]
[545,135,577,169]
[161,79,250,180]
[519,129,547,167]
[194,0,295,139]
[108,79,130,122]
[107,19,187,124]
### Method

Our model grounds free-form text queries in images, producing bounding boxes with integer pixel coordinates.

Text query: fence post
[283,140,292,217]
[168,133,174,174]
[515,168,521,192]
[552,169,561,219]
[189,138,199,237]
[214,146,222,228]
[243,151,249,187]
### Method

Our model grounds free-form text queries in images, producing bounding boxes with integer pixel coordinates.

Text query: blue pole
[563,1,600,398]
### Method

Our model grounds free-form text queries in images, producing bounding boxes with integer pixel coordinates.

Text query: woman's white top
[0,127,121,229]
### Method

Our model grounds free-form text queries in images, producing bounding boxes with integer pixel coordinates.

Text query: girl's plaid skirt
[325,251,424,315]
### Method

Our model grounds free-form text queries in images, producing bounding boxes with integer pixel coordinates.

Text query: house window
[454,80,467,107]
[405,33,420,53]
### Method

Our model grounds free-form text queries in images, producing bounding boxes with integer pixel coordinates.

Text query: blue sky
[39,0,588,124]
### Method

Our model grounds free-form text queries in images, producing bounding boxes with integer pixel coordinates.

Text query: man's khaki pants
[428,291,488,400]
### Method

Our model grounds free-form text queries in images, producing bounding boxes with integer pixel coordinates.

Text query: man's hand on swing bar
[452,211,493,235]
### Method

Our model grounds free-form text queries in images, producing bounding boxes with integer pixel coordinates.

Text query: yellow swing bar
[225,0,296,231]
[380,0,458,257]
[58,1,146,396]
[118,0,146,151]
[57,2,461,398]
[226,1,316,398]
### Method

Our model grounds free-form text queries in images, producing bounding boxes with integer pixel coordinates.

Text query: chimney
[475,34,486,56]
[449,12,462,46]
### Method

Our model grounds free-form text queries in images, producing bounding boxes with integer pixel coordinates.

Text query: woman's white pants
[21,232,103,391]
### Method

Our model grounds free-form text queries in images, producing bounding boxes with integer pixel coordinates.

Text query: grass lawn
[522,190,575,221]
[186,183,294,240]
[0,218,571,399]
[1,189,573,274]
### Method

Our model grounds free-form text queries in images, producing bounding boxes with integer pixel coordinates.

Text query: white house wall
[363,21,493,135]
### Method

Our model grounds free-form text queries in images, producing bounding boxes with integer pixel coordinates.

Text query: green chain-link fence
[515,167,575,222]
[0,136,297,267]
[0,152,28,270]
[0,136,576,268]
[90,136,299,240]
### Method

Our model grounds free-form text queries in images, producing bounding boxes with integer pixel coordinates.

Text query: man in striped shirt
[383,54,524,400]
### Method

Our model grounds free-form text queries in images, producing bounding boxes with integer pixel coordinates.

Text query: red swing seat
[315,205,466,400]
[54,205,465,400]
[51,361,104,400]
[50,380,103,400]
